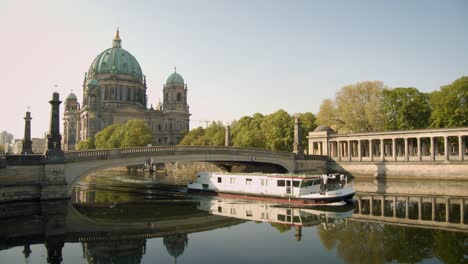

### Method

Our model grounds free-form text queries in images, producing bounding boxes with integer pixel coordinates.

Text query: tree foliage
[429,76,468,128]
[317,81,385,133]
[179,110,316,152]
[179,122,225,146]
[76,137,95,150]
[77,120,153,150]
[381,87,431,130]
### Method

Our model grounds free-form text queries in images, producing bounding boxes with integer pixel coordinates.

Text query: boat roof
[201,172,322,180]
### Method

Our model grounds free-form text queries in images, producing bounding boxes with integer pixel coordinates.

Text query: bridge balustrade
[64,146,298,163]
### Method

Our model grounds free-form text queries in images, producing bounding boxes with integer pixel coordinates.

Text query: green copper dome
[88,30,143,82]
[166,71,184,86]
[86,78,99,86]
[66,92,77,100]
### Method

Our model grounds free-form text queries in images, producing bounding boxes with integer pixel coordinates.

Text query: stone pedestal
[41,164,69,200]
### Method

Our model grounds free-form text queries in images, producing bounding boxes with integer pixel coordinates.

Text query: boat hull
[187,189,355,206]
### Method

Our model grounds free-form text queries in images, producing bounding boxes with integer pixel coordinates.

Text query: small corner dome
[166,72,184,86]
[86,78,99,86]
[314,125,335,133]
[66,92,78,100]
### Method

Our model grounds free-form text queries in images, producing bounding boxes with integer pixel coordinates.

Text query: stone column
[417,137,422,161]
[358,140,362,161]
[393,196,397,217]
[225,125,231,147]
[21,111,33,154]
[404,138,409,161]
[45,92,64,162]
[459,135,464,161]
[445,198,450,222]
[444,136,449,161]
[337,141,342,161]
[381,197,385,216]
[357,197,362,214]
[461,199,465,224]
[418,197,422,220]
[405,197,409,219]
[392,138,396,161]
[430,137,435,161]
[293,117,303,158]
[347,141,351,161]
[369,140,374,161]
[369,196,374,215]
[380,139,384,161]
[432,198,436,221]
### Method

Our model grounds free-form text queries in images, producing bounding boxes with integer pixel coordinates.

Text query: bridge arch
[64,146,298,194]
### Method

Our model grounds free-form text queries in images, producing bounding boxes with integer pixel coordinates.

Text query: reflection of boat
[198,197,355,228]
[188,172,355,206]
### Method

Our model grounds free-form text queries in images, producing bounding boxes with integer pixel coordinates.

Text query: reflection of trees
[432,230,466,264]
[383,226,432,263]
[83,239,146,264]
[269,223,292,233]
[317,221,468,264]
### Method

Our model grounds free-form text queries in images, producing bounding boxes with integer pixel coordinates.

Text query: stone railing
[4,154,45,166]
[64,146,298,163]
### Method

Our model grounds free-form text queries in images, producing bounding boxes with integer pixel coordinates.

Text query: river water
[0,169,467,264]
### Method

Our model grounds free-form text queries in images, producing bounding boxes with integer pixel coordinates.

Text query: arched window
[177,93,182,102]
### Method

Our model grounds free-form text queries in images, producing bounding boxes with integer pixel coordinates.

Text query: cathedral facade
[63,30,190,150]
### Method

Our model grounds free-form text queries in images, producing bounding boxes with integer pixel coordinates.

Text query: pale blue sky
[0,0,467,137]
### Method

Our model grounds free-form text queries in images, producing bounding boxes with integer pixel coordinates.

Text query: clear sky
[0,0,467,138]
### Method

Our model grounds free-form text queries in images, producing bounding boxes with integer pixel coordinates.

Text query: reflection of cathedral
[63,29,190,150]
[163,234,189,261]
[82,234,188,264]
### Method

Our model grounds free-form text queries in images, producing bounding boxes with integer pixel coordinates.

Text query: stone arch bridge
[62,145,326,194]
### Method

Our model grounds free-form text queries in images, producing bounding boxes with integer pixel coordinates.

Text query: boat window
[278,214,286,221]
[277,180,285,187]
[301,180,313,187]
[293,180,301,187]
[230,208,236,215]
[230,177,236,184]
[218,177,222,183]
[218,206,222,213]
[246,178,252,185]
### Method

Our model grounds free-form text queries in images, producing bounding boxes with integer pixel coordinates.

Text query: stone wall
[328,161,468,180]
[0,166,43,202]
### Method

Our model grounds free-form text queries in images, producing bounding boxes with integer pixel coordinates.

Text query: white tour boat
[187,172,355,206]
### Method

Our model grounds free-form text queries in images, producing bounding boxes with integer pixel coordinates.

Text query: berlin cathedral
[63,29,190,150]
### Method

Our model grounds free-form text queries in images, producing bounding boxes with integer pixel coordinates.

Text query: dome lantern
[113,27,122,48]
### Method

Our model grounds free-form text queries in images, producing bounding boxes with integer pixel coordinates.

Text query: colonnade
[308,127,468,162]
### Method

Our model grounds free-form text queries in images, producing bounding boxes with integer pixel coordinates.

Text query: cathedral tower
[163,69,190,144]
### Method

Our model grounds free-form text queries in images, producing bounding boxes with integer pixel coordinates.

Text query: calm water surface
[0,170,466,264]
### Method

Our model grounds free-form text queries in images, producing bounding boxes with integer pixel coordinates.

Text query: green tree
[119,120,154,148]
[94,124,121,148]
[297,112,317,150]
[316,99,338,129]
[381,87,431,130]
[317,81,385,133]
[86,120,153,149]
[178,122,225,146]
[76,137,95,150]
[261,109,294,151]
[231,114,266,149]
[430,76,468,128]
